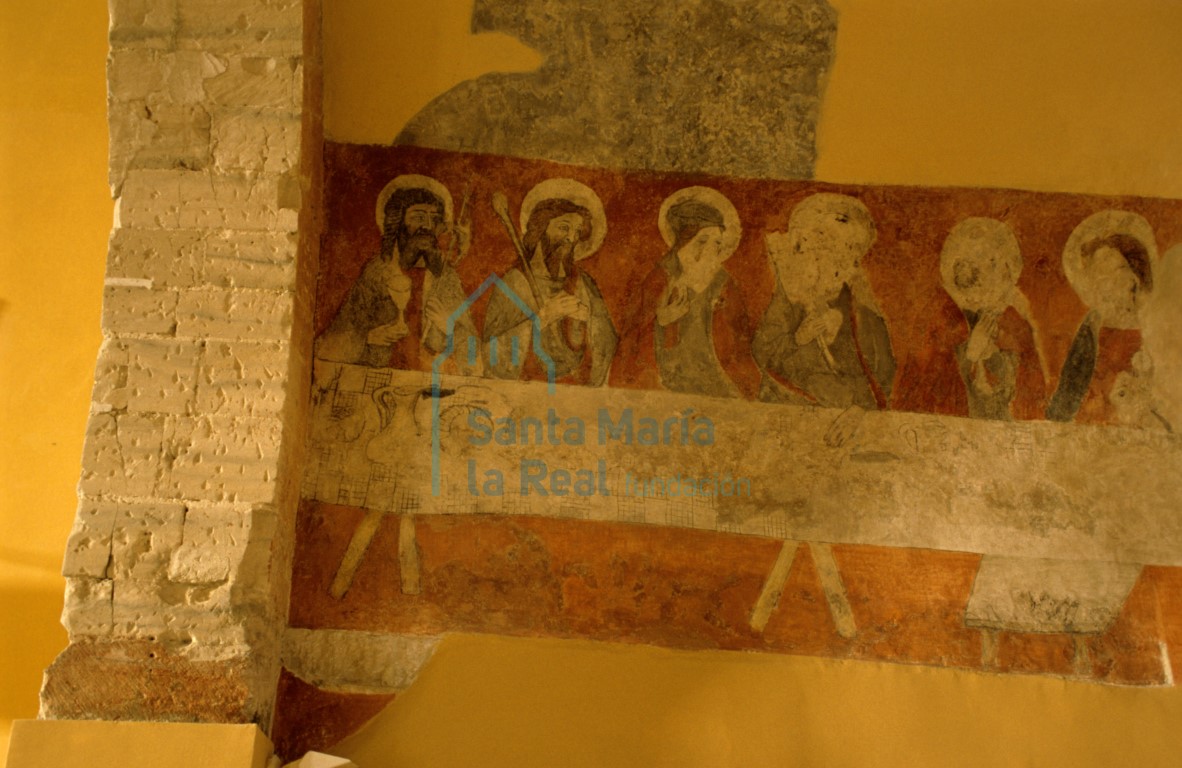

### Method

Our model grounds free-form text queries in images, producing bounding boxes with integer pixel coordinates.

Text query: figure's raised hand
[368,323,409,346]
[539,293,585,327]
[656,285,690,326]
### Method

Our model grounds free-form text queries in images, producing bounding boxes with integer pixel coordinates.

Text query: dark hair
[380,187,445,258]
[522,198,592,255]
[667,200,724,251]
[1081,233,1153,292]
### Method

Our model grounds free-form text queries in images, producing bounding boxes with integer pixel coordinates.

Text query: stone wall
[42,0,319,728]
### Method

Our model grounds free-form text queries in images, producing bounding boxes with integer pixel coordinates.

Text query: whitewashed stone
[108,50,225,106]
[109,101,212,188]
[107,229,205,288]
[167,506,251,585]
[203,55,300,111]
[110,503,186,581]
[203,231,297,289]
[168,416,283,503]
[197,341,290,416]
[101,285,178,336]
[178,0,303,46]
[78,413,170,498]
[211,112,300,174]
[62,578,114,637]
[118,169,299,232]
[125,339,202,414]
[108,0,179,45]
[281,629,440,692]
[175,287,292,341]
[62,502,118,579]
[91,339,130,412]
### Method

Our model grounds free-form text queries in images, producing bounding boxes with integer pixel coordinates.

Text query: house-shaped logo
[430,274,557,494]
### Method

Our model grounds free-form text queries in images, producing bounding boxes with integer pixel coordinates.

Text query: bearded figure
[315,175,480,373]
[483,179,617,385]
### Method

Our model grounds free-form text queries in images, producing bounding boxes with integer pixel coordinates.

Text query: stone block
[101,285,178,336]
[107,228,205,288]
[78,413,170,498]
[178,0,303,47]
[62,577,114,637]
[62,502,119,579]
[117,169,299,232]
[281,629,439,692]
[175,288,293,341]
[203,231,297,290]
[168,506,252,585]
[168,416,283,503]
[124,339,203,415]
[109,101,212,188]
[40,640,257,722]
[197,341,291,416]
[108,50,225,106]
[108,0,179,46]
[91,339,130,412]
[211,111,300,175]
[112,576,234,639]
[110,502,186,581]
[203,55,300,111]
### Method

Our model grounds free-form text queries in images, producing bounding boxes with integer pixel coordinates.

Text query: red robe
[894,297,1046,420]
[611,266,760,399]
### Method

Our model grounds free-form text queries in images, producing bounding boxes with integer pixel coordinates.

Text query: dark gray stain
[395,0,837,180]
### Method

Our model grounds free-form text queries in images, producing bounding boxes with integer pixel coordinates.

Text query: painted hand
[367,323,409,346]
[656,286,690,326]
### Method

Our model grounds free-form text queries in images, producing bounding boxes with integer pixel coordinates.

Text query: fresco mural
[273,141,1182,758]
[314,142,1182,428]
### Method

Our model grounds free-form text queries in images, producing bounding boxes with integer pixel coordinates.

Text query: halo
[1062,209,1157,328]
[374,174,454,233]
[939,217,1022,312]
[657,186,741,257]
[520,178,607,261]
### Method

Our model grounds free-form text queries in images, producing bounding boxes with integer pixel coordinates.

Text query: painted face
[1089,245,1142,327]
[402,203,443,235]
[397,203,445,274]
[791,210,870,299]
[948,241,1016,313]
[540,212,586,278]
[544,213,586,248]
[678,226,727,278]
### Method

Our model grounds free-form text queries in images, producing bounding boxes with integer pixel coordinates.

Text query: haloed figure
[315,174,479,373]
[939,218,1048,420]
[613,187,758,398]
[484,179,617,385]
[754,193,895,410]
[1048,210,1157,424]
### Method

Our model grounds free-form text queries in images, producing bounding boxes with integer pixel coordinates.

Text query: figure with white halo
[938,217,1049,420]
[612,186,759,398]
[1047,210,1157,424]
[753,193,895,410]
[483,178,618,385]
[314,174,480,373]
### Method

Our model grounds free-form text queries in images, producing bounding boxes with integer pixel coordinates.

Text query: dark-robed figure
[484,178,617,385]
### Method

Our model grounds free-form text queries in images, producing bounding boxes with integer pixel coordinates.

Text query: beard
[541,235,577,282]
[397,227,444,276]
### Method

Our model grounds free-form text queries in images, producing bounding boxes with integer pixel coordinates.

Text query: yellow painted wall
[323,1,1182,766]
[4,0,1182,766]
[0,2,111,764]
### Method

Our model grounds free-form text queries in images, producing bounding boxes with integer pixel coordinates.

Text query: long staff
[491,191,546,311]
